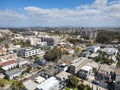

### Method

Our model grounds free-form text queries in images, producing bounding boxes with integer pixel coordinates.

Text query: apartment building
[38,36,54,46]
[17,47,43,58]
[69,57,89,74]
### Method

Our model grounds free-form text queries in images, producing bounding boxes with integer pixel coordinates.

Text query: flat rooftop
[81,65,92,71]
[71,57,88,67]
[56,71,71,79]
[23,79,38,90]
[36,77,59,90]
[35,76,45,83]
[6,68,21,76]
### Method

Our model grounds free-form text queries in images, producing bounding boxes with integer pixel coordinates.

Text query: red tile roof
[0,60,17,67]
[0,49,5,53]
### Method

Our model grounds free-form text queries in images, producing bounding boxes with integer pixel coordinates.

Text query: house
[101,48,118,62]
[35,77,60,90]
[65,49,75,54]
[0,49,6,55]
[8,45,21,51]
[102,48,118,56]
[35,58,47,66]
[34,76,45,83]
[19,60,28,67]
[86,61,99,73]
[86,45,100,53]
[0,60,17,71]
[57,63,68,72]
[80,51,91,57]
[5,68,22,80]
[29,63,39,70]
[36,42,47,48]
[79,65,92,79]
[89,53,99,58]
[98,64,114,75]
[56,71,71,82]
[23,79,38,90]
[69,57,88,74]
[0,73,5,80]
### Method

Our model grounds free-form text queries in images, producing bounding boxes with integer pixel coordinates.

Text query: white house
[56,71,71,81]
[8,45,21,51]
[35,77,60,90]
[0,60,17,71]
[57,63,68,72]
[34,76,45,84]
[103,48,118,56]
[87,45,100,53]
[79,65,92,79]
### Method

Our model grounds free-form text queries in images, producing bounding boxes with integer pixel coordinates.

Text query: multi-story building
[17,47,43,58]
[85,30,97,40]
[69,57,88,74]
[38,36,54,46]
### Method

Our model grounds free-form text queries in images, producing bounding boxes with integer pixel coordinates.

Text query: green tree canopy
[69,75,79,88]
[44,46,62,61]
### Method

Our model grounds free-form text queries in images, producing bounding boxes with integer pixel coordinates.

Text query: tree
[0,66,3,72]
[94,56,101,62]
[5,43,9,48]
[69,75,79,88]
[117,60,120,67]
[26,66,32,72]
[44,51,55,61]
[11,80,24,90]
[104,58,111,65]
[64,87,70,90]
[44,46,62,61]
[78,84,92,90]
[0,79,9,87]
[0,79,5,87]
[52,46,62,60]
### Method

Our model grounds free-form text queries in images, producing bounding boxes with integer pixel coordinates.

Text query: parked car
[23,78,28,81]
[93,77,101,85]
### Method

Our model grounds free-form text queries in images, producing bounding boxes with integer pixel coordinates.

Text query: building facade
[17,48,42,58]
[5,68,22,80]
[69,57,88,74]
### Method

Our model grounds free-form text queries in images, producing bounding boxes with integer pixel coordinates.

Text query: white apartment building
[17,48,43,58]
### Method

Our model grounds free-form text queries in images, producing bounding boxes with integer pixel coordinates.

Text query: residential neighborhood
[0,28,120,90]
[0,0,120,90]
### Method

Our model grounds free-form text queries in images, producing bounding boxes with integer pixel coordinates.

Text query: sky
[0,0,120,27]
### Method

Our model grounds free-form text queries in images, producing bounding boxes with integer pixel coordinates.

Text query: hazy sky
[0,0,120,27]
